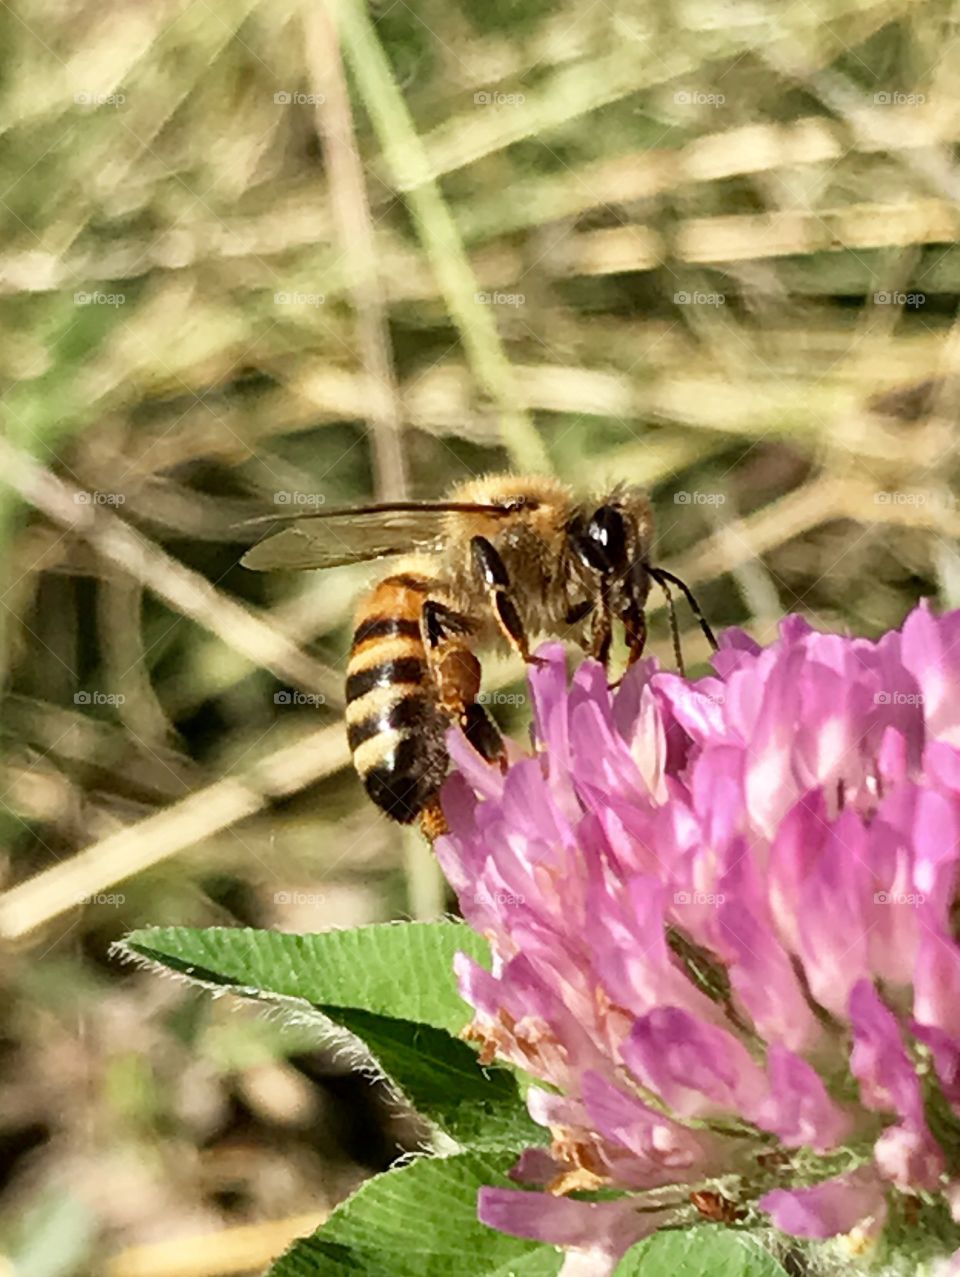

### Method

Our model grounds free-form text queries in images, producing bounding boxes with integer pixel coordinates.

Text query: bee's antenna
[647,566,719,667]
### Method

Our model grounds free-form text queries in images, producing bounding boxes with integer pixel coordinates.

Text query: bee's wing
[240,501,511,571]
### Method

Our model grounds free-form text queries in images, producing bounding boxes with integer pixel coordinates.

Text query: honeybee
[242,474,716,835]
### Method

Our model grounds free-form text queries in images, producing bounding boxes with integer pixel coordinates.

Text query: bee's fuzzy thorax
[440,474,585,644]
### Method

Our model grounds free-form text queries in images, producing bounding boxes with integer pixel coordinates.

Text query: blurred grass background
[1,0,959,1272]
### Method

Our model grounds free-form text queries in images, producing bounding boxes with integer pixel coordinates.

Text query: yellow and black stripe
[345,573,449,823]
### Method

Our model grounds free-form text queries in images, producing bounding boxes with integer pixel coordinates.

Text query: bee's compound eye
[587,505,627,567]
[572,535,606,573]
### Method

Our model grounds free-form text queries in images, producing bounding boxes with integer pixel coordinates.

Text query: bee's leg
[420,597,506,763]
[462,701,508,764]
[470,536,545,666]
[621,557,652,670]
[418,589,521,843]
[600,608,630,690]
[565,586,616,676]
[564,598,594,628]
[586,590,615,670]
[421,598,474,653]
[622,604,648,669]
[592,611,614,668]
[604,587,647,690]
[597,559,650,685]
[421,598,476,716]
[565,595,613,669]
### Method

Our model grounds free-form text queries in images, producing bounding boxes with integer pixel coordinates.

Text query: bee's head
[568,487,654,586]
[568,486,718,672]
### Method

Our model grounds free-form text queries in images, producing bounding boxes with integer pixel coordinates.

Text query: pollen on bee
[436,647,482,711]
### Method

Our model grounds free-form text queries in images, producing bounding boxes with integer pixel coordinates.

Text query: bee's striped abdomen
[346,573,449,823]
